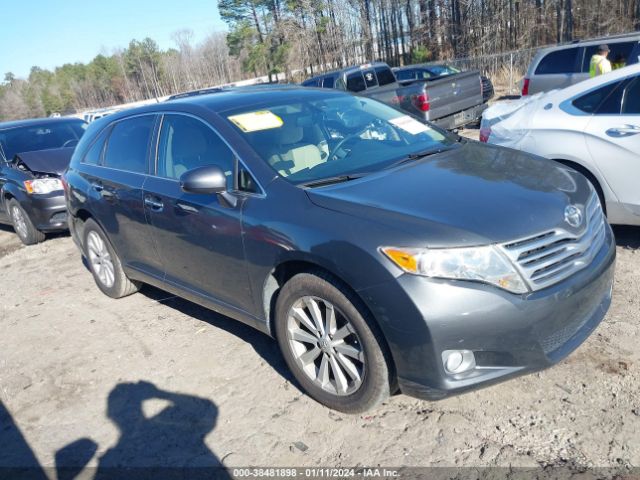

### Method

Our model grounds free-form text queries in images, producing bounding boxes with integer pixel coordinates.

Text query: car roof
[92,85,349,123]
[535,32,640,55]
[304,62,390,81]
[0,117,85,131]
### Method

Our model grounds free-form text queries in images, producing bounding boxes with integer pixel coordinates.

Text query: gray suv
[523,32,640,95]
[64,86,615,412]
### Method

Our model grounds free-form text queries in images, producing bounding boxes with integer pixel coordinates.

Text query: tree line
[1,0,639,121]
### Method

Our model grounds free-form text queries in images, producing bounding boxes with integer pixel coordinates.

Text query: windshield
[427,65,461,77]
[224,94,456,185]
[0,120,87,161]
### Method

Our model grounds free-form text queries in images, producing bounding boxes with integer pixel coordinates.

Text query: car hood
[306,142,593,246]
[14,147,74,176]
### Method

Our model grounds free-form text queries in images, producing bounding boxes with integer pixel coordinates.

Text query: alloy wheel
[286,296,365,396]
[86,231,115,288]
[11,206,28,239]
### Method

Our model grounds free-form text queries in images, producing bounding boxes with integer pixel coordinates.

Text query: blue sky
[0,0,227,79]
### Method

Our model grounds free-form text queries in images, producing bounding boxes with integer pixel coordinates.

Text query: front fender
[1,182,30,210]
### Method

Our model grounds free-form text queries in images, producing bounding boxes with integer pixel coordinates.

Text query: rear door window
[362,69,378,88]
[346,72,366,92]
[103,115,154,174]
[375,66,396,85]
[535,48,580,74]
[582,41,637,72]
[622,77,640,114]
[572,80,625,114]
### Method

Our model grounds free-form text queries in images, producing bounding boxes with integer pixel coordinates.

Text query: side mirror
[180,165,227,194]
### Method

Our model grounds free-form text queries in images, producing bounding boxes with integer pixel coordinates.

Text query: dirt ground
[0,213,639,475]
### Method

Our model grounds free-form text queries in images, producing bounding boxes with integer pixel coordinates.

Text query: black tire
[7,199,45,245]
[83,218,140,298]
[274,272,394,413]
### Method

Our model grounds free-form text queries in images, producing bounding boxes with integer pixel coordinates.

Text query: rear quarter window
[535,48,580,74]
[82,127,111,165]
[572,80,625,114]
[622,77,640,114]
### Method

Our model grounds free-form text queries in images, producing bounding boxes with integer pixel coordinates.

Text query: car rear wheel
[275,272,393,413]
[8,199,45,245]
[83,218,140,298]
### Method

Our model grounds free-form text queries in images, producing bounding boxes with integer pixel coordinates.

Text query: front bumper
[359,225,616,400]
[23,192,68,232]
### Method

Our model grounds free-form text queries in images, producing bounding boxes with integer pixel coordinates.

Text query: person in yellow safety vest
[590,44,612,77]
[611,54,627,70]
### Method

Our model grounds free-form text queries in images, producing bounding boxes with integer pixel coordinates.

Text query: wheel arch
[552,158,608,213]
[262,258,397,377]
[263,259,374,333]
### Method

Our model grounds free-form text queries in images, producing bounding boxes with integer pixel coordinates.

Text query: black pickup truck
[301,62,487,129]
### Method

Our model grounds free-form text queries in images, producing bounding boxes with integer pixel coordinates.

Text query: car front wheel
[275,272,394,413]
[83,218,140,298]
[8,199,45,245]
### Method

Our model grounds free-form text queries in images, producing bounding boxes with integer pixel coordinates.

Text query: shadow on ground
[54,381,231,480]
[613,225,640,249]
[141,286,295,385]
[0,400,47,479]
[78,260,293,388]
[2,380,233,479]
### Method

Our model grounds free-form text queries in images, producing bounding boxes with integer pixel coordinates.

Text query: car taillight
[413,93,430,112]
[522,78,530,96]
[479,127,491,143]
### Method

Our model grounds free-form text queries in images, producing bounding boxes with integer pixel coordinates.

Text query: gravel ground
[0,218,638,475]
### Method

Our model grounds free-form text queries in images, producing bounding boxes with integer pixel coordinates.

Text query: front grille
[500,192,606,291]
[539,314,591,353]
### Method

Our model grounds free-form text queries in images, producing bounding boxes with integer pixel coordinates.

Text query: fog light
[442,350,476,374]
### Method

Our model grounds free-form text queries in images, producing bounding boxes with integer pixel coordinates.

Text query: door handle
[91,181,104,192]
[144,197,164,211]
[605,125,640,138]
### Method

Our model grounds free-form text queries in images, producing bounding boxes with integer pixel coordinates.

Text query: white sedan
[480,64,640,226]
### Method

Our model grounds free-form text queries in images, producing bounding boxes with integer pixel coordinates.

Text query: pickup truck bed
[301,62,487,129]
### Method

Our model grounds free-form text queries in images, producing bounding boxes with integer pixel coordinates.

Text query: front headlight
[381,245,528,294]
[24,178,63,195]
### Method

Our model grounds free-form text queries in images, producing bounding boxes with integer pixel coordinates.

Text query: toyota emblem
[564,205,583,228]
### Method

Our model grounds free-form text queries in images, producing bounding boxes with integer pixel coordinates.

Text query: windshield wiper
[300,173,365,188]
[386,146,453,169]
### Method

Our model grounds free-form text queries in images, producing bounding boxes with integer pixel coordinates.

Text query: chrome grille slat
[499,192,607,291]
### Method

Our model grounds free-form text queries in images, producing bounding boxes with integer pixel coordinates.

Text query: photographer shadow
[56,381,231,480]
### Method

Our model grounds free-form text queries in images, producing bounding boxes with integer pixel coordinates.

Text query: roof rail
[167,87,225,101]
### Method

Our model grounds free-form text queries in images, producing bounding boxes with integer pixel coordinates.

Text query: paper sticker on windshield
[389,115,429,135]
[228,111,283,132]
